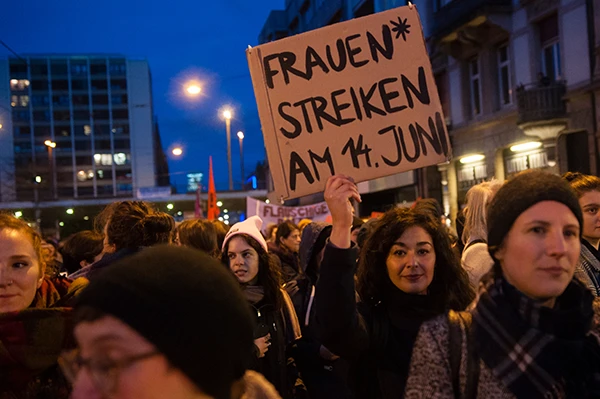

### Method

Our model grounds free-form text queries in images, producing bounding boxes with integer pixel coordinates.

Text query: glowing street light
[44,140,56,148]
[14,211,22,218]
[216,201,223,207]
[167,203,174,210]
[66,208,74,215]
[222,108,233,190]
[186,84,201,96]
[35,175,42,184]
[172,147,183,157]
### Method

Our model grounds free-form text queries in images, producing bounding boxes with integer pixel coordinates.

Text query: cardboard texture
[247,5,451,200]
[246,197,331,231]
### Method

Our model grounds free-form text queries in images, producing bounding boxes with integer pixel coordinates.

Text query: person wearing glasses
[63,245,282,399]
[0,214,87,398]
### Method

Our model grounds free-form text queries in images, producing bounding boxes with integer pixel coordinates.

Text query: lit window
[10,79,30,91]
[113,153,127,165]
[77,170,87,182]
[84,125,92,135]
[11,95,17,107]
[19,95,29,107]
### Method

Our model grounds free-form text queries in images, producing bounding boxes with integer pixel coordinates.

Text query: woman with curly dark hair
[563,172,600,296]
[221,216,304,399]
[315,175,474,399]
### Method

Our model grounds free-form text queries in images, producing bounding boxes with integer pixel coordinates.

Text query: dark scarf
[473,275,600,398]
[576,239,600,296]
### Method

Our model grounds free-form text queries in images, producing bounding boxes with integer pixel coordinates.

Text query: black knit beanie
[487,170,583,259]
[75,245,254,399]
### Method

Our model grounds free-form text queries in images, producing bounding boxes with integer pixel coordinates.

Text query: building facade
[417,0,600,222]
[0,55,169,208]
[260,0,600,223]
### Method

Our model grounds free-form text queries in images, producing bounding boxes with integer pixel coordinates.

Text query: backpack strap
[448,311,480,399]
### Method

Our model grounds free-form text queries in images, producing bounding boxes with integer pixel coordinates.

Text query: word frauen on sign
[246,197,330,231]
[247,5,451,200]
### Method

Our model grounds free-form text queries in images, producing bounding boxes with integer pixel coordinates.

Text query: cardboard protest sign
[247,5,451,201]
[246,197,330,231]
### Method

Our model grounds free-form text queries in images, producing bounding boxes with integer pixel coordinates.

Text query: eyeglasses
[59,348,161,394]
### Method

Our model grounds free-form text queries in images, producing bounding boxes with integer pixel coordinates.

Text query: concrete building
[0,55,169,208]
[260,0,600,223]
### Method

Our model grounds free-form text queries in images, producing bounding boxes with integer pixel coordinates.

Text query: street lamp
[44,140,56,199]
[222,109,233,191]
[172,147,183,157]
[237,131,244,187]
[186,84,201,96]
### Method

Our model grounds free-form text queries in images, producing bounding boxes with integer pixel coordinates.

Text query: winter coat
[0,276,88,399]
[248,289,304,399]
[461,241,494,288]
[404,279,600,399]
[315,243,444,399]
[269,243,308,318]
[294,222,353,399]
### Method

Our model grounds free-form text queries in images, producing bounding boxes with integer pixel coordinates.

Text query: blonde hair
[462,179,504,246]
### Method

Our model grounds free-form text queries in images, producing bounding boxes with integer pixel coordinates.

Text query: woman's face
[579,190,600,244]
[227,237,260,284]
[280,229,301,253]
[0,229,43,313]
[386,226,436,295]
[495,201,580,306]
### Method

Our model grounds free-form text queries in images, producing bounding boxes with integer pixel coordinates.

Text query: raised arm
[315,175,368,358]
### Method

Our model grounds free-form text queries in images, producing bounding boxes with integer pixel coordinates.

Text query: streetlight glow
[44,140,56,148]
[172,147,183,156]
[14,211,22,218]
[459,154,485,164]
[167,203,174,210]
[0,123,3,129]
[237,131,244,140]
[216,201,223,207]
[66,208,74,215]
[223,109,232,120]
[186,84,202,95]
[35,176,42,183]
[510,141,542,153]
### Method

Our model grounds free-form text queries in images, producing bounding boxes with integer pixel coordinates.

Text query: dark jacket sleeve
[315,242,369,359]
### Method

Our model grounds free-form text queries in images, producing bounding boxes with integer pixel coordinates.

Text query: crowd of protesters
[1,169,600,398]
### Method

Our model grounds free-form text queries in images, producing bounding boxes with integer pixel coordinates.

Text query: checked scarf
[472,275,600,398]
[574,240,600,297]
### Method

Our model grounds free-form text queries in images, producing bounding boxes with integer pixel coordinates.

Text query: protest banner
[247,4,451,201]
[246,197,330,231]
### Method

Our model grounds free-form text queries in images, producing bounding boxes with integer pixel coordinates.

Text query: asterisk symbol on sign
[390,17,411,41]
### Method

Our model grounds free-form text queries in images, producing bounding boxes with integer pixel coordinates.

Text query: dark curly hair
[60,230,104,274]
[221,233,283,311]
[357,207,474,310]
[177,219,219,258]
[97,201,174,251]
[563,172,600,198]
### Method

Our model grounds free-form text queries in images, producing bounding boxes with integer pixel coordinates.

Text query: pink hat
[222,216,268,253]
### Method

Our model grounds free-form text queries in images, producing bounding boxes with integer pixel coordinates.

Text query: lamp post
[44,140,56,199]
[223,109,233,191]
[237,131,244,188]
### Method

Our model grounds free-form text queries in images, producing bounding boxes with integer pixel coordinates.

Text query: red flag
[207,156,219,220]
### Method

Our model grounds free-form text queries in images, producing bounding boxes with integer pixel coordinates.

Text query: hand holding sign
[325,175,361,249]
[247,5,451,200]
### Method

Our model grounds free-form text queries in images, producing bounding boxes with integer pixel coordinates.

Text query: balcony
[432,0,512,59]
[516,82,568,139]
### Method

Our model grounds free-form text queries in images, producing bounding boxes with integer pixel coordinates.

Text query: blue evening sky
[1,0,284,191]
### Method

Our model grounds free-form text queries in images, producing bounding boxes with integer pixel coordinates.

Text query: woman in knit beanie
[563,172,600,296]
[221,216,304,399]
[405,170,600,398]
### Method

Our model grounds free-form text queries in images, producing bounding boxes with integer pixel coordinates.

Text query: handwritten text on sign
[247,5,451,200]
[246,197,331,231]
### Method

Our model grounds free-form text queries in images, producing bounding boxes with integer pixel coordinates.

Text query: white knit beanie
[222,215,269,253]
